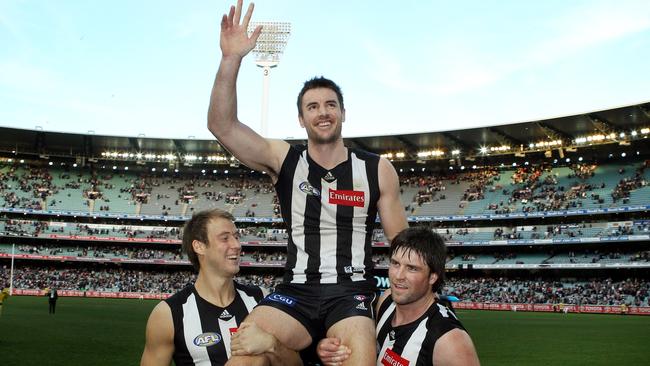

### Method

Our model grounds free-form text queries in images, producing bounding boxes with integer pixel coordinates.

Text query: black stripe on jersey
[276,146,301,283]
[361,150,380,282]
[234,282,265,303]
[304,152,323,283]
[166,286,192,366]
[334,150,354,283]
[194,290,229,365]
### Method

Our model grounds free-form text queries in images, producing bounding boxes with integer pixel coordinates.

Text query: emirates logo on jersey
[328,189,365,207]
[381,348,410,366]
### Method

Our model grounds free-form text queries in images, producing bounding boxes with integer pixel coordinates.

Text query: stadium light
[248,21,291,137]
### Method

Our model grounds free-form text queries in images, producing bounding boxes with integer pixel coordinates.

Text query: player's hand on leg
[317,337,351,366]
[231,321,277,356]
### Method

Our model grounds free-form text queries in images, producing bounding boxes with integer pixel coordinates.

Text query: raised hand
[220,0,263,59]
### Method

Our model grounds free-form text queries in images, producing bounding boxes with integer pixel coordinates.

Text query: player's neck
[194,271,236,307]
[307,140,347,170]
[393,292,436,326]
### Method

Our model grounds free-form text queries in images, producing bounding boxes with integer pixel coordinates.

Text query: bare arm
[140,302,174,366]
[231,321,302,366]
[432,329,480,366]
[208,0,289,178]
[377,157,409,241]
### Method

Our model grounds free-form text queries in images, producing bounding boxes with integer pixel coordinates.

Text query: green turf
[1,297,649,365]
[458,309,650,366]
[0,296,157,365]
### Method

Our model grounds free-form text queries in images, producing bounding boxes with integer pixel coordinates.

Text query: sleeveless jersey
[376,297,466,366]
[275,145,380,284]
[165,282,264,366]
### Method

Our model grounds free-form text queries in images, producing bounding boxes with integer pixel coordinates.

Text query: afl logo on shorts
[354,295,367,301]
[299,181,320,197]
[193,332,221,347]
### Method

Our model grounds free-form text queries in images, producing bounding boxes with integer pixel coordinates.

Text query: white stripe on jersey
[398,317,429,362]
[350,152,370,282]
[319,177,338,283]
[376,301,396,366]
[290,150,310,283]
[218,316,237,359]
[376,301,395,333]
[182,293,211,366]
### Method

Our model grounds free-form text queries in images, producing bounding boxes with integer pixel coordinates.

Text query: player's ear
[192,239,207,255]
[429,272,438,287]
[341,108,346,123]
[298,114,305,128]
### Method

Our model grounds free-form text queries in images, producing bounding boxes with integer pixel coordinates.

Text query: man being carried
[208,1,408,364]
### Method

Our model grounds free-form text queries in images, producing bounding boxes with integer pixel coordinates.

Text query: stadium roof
[1,101,649,162]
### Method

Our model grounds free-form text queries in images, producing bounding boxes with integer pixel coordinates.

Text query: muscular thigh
[327,316,376,366]
[245,305,313,351]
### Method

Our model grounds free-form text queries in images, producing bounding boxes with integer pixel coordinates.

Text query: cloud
[526,1,650,65]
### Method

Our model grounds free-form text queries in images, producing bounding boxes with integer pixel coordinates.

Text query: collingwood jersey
[376,298,466,366]
[165,283,263,366]
[275,145,380,284]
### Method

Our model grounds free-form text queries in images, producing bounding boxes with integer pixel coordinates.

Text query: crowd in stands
[2,264,647,306]
[446,277,649,307]
[612,162,648,203]
[3,160,650,218]
[12,244,183,261]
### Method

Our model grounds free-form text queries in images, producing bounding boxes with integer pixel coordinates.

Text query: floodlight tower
[247,21,291,137]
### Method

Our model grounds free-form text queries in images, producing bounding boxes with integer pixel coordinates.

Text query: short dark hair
[182,209,235,271]
[390,227,447,292]
[296,76,344,117]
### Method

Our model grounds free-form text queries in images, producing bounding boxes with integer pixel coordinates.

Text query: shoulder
[164,284,194,307]
[376,289,394,315]
[349,147,380,162]
[433,328,480,366]
[234,281,265,300]
[147,301,174,332]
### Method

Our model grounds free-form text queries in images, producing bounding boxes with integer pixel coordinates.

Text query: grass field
[1,296,649,365]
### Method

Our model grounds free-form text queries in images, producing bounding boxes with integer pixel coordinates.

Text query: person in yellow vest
[0,285,10,317]
[620,303,629,315]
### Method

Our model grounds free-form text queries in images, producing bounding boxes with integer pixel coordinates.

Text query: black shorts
[257,281,378,343]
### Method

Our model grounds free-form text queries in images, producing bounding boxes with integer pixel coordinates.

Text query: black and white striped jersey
[375,297,466,366]
[165,283,263,366]
[275,145,380,284]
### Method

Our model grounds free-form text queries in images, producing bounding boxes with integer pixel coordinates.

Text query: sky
[1,0,649,142]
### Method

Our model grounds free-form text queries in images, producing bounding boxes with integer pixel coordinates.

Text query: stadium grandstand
[1,101,650,316]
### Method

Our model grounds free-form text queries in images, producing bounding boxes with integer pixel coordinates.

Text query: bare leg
[327,316,376,366]
[228,305,312,363]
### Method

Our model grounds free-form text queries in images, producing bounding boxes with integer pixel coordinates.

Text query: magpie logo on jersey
[219,309,232,320]
[354,295,367,301]
[267,293,297,307]
[193,332,222,347]
[299,181,320,197]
